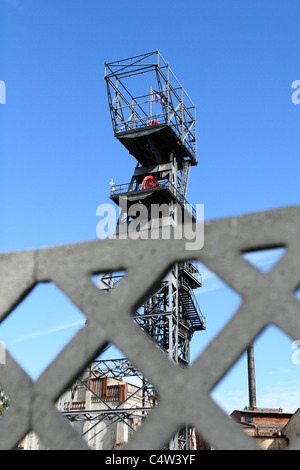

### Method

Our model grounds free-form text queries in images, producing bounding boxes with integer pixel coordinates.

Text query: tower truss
[61,51,205,450]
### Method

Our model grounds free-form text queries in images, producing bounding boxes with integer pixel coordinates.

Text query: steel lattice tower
[61,51,205,450]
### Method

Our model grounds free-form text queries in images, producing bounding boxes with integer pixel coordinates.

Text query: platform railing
[110,178,197,219]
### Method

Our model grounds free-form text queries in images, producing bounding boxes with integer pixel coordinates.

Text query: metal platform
[110,180,197,221]
[105,51,197,167]
[116,123,197,167]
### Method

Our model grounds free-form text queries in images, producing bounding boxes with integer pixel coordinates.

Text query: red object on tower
[141,175,158,189]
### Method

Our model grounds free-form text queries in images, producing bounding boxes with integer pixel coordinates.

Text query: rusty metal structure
[61,51,205,450]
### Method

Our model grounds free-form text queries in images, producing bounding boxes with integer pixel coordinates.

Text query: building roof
[231,408,293,417]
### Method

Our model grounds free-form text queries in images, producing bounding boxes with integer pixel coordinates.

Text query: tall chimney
[247,342,257,409]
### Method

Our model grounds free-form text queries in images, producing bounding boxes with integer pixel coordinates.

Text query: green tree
[0,388,9,416]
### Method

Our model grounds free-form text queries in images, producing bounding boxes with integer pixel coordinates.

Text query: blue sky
[0,0,299,417]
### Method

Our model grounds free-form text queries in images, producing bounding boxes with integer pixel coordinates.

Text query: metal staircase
[179,283,206,331]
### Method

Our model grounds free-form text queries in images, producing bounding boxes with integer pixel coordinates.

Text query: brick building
[231,408,294,450]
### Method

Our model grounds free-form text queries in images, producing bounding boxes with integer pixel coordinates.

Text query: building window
[243,415,253,424]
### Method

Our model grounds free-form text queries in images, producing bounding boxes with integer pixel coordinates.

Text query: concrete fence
[0,205,299,450]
